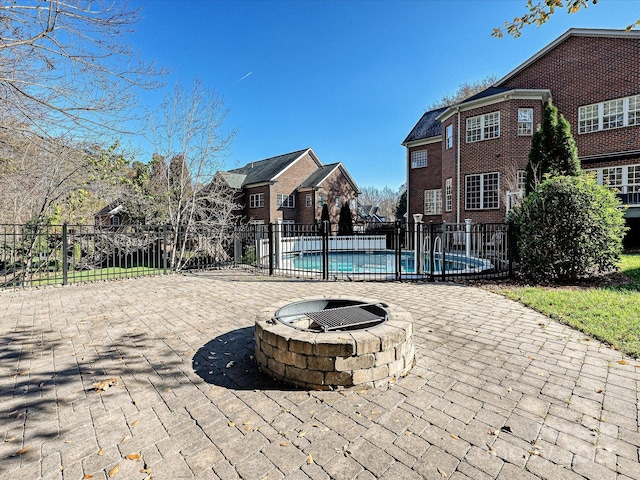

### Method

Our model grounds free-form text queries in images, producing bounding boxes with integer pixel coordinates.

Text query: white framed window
[516,170,526,193]
[424,189,442,216]
[306,194,312,207]
[277,193,295,208]
[318,194,325,206]
[466,112,500,143]
[349,199,356,210]
[411,149,427,169]
[518,108,533,136]
[249,193,264,208]
[628,165,640,193]
[579,94,640,133]
[445,178,452,212]
[111,215,120,226]
[465,172,499,210]
[336,197,342,208]
[602,167,623,190]
[445,124,453,149]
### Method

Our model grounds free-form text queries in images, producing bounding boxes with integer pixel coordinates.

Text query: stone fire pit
[255,296,414,390]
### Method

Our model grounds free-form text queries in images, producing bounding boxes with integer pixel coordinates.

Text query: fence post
[162,224,168,275]
[429,222,435,282]
[465,219,472,259]
[62,223,68,286]
[233,222,239,268]
[322,220,330,280]
[508,221,515,278]
[395,220,402,281]
[413,214,423,276]
[268,223,274,276]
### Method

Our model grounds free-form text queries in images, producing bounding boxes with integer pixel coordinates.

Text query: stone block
[289,333,316,355]
[285,365,324,386]
[307,355,335,372]
[267,358,286,377]
[373,348,394,366]
[335,353,374,371]
[314,333,355,357]
[273,348,306,369]
[353,331,382,355]
[325,371,354,386]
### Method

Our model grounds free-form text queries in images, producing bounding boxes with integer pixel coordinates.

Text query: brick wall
[408,143,442,222]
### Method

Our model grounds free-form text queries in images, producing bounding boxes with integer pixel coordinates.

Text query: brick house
[217,148,360,225]
[403,28,640,244]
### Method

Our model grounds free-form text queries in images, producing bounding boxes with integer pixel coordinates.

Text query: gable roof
[227,148,317,186]
[402,106,448,145]
[299,162,361,194]
[495,28,640,87]
[216,171,246,190]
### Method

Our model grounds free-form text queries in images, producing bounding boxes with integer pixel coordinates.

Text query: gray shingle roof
[459,86,512,104]
[227,148,310,186]
[217,171,247,190]
[298,163,339,188]
[403,106,448,144]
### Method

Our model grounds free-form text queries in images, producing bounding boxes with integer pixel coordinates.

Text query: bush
[510,175,627,283]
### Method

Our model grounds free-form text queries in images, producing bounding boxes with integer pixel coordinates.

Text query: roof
[217,171,247,190]
[227,148,313,186]
[495,28,640,87]
[403,106,448,144]
[96,202,123,216]
[459,87,512,105]
[299,162,361,194]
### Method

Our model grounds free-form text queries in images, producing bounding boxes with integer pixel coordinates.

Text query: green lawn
[29,266,165,286]
[495,254,640,358]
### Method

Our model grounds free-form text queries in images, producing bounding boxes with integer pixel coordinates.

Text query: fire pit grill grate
[276,302,387,332]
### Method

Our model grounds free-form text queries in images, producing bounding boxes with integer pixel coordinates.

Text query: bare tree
[428,75,498,110]
[0,0,164,141]
[359,185,399,220]
[493,0,638,38]
[148,79,238,270]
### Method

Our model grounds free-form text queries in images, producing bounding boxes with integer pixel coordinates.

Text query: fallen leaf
[140,467,152,474]
[500,426,512,434]
[228,421,235,427]
[131,419,141,427]
[125,453,141,460]
[121,435,131,444]
[307,453,314,464]
[617,360,627,365]
[279,442,289,447]
[225,361,235,368]
[243,426,252,431]
[438,467,448,478]
[14,445,31,456]
[487,444,497,456]
[94,378,118,392]
[108,464,120,477]
[450,434,460,440]
[243,421,251,425]
[83,475,94,479]
[98,447,105,456]
[595,388,604,394]
[297,430,306,438]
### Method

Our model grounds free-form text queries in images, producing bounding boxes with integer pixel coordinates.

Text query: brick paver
[0,272,638,479]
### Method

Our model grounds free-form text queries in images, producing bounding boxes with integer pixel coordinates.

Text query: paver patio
[0,272,638,480]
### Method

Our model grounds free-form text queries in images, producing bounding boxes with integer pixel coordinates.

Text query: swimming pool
[288,250,492,275]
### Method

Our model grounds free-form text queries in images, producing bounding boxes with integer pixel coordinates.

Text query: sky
[129,0,638,190]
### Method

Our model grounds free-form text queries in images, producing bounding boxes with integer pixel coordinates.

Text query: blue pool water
[290,250,489,274]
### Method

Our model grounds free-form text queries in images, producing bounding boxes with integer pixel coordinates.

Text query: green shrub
[510,175,627,283]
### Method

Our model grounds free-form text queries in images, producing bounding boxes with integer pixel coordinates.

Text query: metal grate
[304,303,386,332]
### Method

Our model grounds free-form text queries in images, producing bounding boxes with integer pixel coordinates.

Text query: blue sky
[130,0,637,190]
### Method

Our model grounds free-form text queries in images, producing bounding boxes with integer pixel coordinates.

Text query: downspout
[456,109,461,224]
[405,148,410,224]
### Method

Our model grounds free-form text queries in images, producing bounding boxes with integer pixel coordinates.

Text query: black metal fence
[0,220,513,289]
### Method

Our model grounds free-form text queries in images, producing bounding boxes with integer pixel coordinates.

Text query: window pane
[518,108,533,135]
[602,167,622,188]
[411,150,427,168]
[579,104,599,133]
[483,173,499,209]
[466,116,482,143]
[445,178,452,212]
[483,112,500,139]
[629,95,640,126]
[603,99,624,130]
[466,175,481,209]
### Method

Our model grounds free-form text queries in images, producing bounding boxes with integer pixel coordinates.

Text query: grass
[29,266,165,286]
[493,254,640,358]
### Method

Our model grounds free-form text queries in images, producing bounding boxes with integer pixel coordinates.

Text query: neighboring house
[94,202,127,227]
[216,148,360,226]
[357,204,385,224]
[402,28,640,244]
